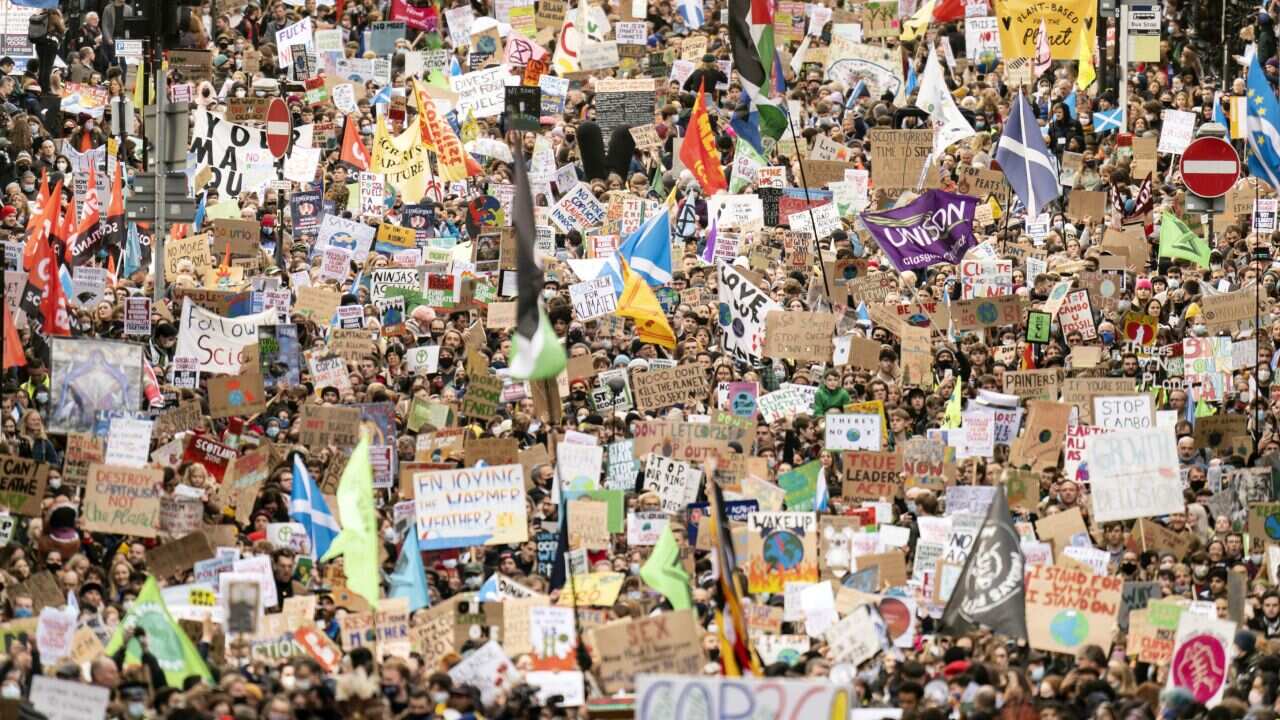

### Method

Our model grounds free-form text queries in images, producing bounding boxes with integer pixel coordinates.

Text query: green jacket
[812,386,850,417]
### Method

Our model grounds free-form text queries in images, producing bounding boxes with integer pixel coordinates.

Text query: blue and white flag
[1092,107,1124,134]
[290,454,341,560]
[995,91,1061,217]
[1247,47,1280,190]
[596,204,673,297]
[389,523,431,611]
[677,0,705,29]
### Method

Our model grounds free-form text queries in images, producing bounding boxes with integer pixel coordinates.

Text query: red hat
[943,660,971,678]
[262,214,275,229]
[0,205,16,219]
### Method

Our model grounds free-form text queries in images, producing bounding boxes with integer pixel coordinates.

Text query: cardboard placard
[763,310,838,364]
[632,364,710,411]
[83,464,163,538]
[207,371,267,419]
[590,609,706,693]
[1025,564,1122,656]
[0,455,48,516]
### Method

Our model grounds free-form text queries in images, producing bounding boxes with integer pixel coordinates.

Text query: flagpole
[785,112,836,307]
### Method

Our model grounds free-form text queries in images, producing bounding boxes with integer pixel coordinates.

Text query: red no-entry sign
[1180,136,1240,199]
[265,98,292,160]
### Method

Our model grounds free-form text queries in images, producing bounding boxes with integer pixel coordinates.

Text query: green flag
[778,460,821,511]
[728,137,766,194]
[105,576,212,687]
[1158,212,1211,268]
[321,431,382,609]
[640,525,692,610]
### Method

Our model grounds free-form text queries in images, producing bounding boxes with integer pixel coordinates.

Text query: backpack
[27,11,48,42]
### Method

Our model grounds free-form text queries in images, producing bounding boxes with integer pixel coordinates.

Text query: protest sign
[1025,564,1122,655]
[593,610,706,693]
[1168,612,1235,705]
[746,512,818,593]
[643,455,702,513]
[763,311,837,363]
[0,455,48,516]
[824,414,882,451]
[1086,428,1183,522]
[414,465,528,549]
[208,372,267,419]
[176,297,277,374]
[84,464,163,538]
[569,276,617,320]
[29,676,110,720]
[1093,395,1155,430]
[718,263,781,363]
[633,364,709,411]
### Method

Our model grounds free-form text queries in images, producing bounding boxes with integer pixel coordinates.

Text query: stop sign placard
[1179,136,1240,198]
[265,98,292,160]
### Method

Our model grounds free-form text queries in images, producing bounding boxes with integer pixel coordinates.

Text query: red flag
[1,301,24,369]
[66,167,103,265]
[38,245,70,337]
[340,116,370,171]
[932,0,968,22]
[23,180,62,273]
[679,80,728,196]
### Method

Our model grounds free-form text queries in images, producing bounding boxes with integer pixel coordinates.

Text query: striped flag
[728,0,787,140]
[508,144,567,380]
[709,480,761,676]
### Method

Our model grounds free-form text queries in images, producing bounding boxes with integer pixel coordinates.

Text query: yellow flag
[369,117,429,204]
[460,110,480,144]
[900,0,937,42]
[413,80,470,182]
[132,59,147,110]
[1075,31,1096,91]
[617,260,676,349]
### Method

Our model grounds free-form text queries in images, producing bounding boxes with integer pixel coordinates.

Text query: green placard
[1026,310,1052,344]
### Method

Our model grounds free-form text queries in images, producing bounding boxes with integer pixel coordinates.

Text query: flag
[105,576,213,687]
[944,377,963,428]
[617,259,676,348]
[1230,95,1248,140]
[22,181,61,273]
[1246,48,1280,190]
[700,212,720,263]
[1075,30,1095,90]
[727,0,787,140]
[1158,212,1211,268]
[729,135,766,193]
[900,0,936,42]
[192,191,207,234]
[640,525,693,610]
[860,190,980,271]
[1034,19,1052,77]
[320,432,381,609]
[996,91,1060,217]
[389,523,431,612]
[132,54,147,111]
[122,222,143,278]
[1092,106,1124,134]
[677,0,704,28]
[413,80,480,181]
[2,302,24,369]
[1116,173,1154,225]
[915,49,975,157]
[940,488,1028,640]
[709,480,761,676]
[340,115,371,171]
[680,80,729,196]
[291,453,341,560]
[508,144,567,380]
[10,0,58,8]
[40,250,70,338]
[106,161,125,248]
[66,170,103,266]
[616,204,673,286]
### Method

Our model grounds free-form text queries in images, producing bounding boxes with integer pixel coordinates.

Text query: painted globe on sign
[1265,514,1280,540]
[761,530,805,571]
[1049,610,1089,647]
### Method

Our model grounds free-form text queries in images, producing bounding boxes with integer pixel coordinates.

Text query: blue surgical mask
[13,608,31,618]
[1100,331,1115,345]
[266,426,279,438]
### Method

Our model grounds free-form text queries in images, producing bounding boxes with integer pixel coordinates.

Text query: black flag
[940,487,1028,640]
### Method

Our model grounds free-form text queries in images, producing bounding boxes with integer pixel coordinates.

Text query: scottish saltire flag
[1092,107,1124,134]
[290,454,341,560]
[615,205,673,286]
[10,0,58,7]
[677,0,705,28]
[996,92,1060,217]
[1246,48,1280,190]
[192,192,207,234]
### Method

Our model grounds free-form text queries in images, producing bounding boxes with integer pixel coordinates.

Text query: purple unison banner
[861,190,981,272]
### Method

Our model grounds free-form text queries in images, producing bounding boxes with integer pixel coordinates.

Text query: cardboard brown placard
[83,464,162,538]
[207,372,267,419]
[844,336,883,371]
[763,310,837,364]
[1067,190,1108,222]
[144,530,218,579]
[591,609,706,693]
[1012,400,1072,471]
[852,549,907,587]
[867,129,936,192]
[632,364,710,411]
[62,433,104,490]
[294,286,342,324]
[463,436,519,467]
[0,455,47,516]
[299,405,362,450]
[155,400,203,438]
[211,219,260,257]
[568,499,611,550]
[1035,507,1087,557]
[12,571,63,612]
[487,301,517,328]
[226,97,270,123]
[169,50,214,80]
[165,234,213,277]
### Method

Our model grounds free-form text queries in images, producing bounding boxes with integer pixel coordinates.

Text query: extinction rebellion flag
[940,487,1028,640]
[860,189,981,272]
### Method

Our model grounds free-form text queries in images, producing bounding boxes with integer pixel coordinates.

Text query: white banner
[190,110,277,197]
[175,297,278,374]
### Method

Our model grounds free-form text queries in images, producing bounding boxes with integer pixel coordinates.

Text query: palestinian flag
[507,144,566,380]
[728,0,787,140]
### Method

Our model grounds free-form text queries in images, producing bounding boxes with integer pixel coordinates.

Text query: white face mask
[431,691,449,704]
[1,685,19,699]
